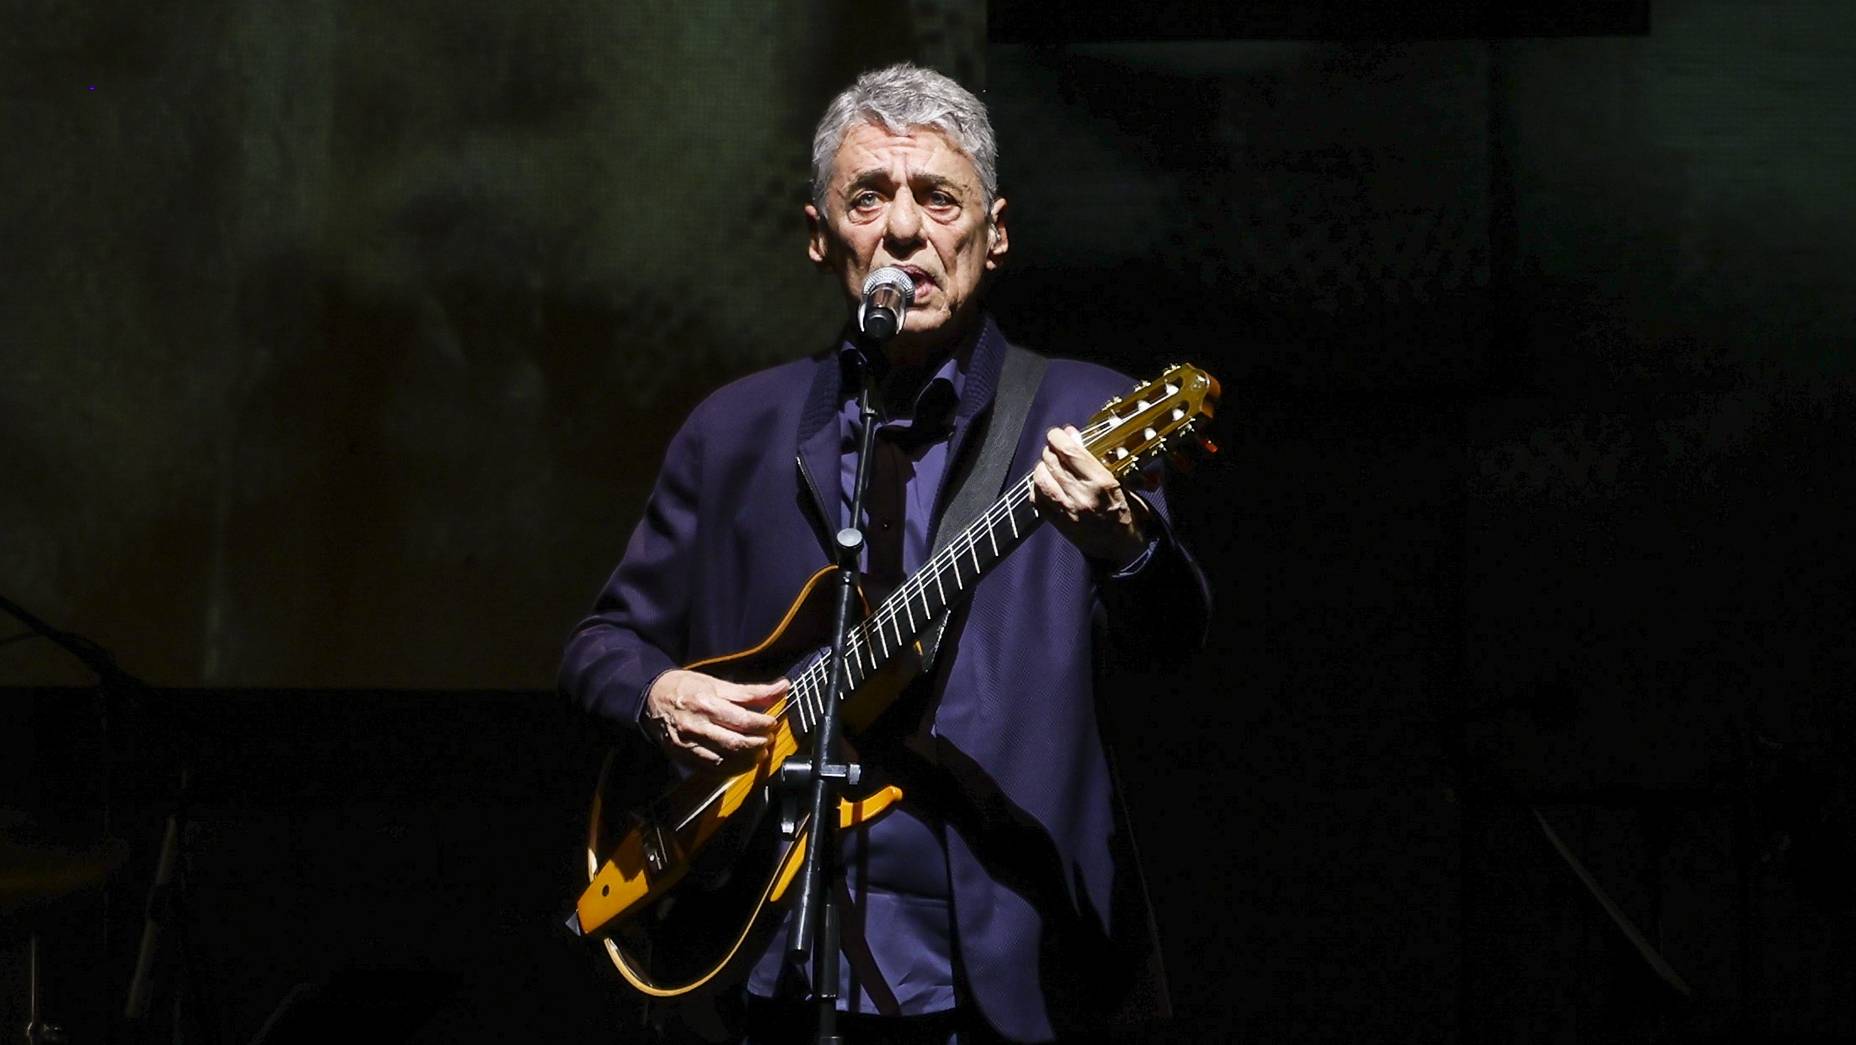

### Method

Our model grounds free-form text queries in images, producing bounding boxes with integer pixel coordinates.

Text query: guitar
[569,363,1220,996]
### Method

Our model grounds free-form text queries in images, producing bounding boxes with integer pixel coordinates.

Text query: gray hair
[810,63,998,213]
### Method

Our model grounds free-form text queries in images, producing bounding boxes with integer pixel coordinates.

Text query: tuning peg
[1197,436,1220,457]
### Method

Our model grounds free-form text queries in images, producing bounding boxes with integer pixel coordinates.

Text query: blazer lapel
[795,347,845,555]
[795,316,1010,557]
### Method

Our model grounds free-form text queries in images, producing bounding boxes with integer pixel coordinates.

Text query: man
[560,63,1209,1043]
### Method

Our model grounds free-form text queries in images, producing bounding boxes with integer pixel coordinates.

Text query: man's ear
[805,202,830,267]
[984,196,1009,271]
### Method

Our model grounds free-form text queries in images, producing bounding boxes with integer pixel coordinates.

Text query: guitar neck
[784,474,1043,735]
[775,362,1218,737]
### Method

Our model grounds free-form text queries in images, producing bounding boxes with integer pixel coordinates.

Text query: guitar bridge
[634,814,676,875]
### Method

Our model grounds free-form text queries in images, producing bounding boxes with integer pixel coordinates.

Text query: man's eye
[851,191,881,209]
[928,191,956,207]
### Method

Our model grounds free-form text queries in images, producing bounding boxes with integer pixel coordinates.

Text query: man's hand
[1030,425,1150,568]
[643,669,786,769]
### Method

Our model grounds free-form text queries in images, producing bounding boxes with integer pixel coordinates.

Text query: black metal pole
[785,339,883,1045]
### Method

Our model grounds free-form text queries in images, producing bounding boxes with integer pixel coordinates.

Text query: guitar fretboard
[783,473,1043,735]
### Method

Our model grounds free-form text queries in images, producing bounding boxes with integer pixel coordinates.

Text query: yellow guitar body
[577,566,913,997]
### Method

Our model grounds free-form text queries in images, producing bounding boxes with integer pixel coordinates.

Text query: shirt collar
[836,330,974,431]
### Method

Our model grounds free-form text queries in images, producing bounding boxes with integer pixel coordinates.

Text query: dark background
[6,0,1855,1041]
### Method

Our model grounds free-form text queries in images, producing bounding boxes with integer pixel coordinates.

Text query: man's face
[806,121,1008,360]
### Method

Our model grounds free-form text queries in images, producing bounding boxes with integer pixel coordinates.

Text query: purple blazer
[559,317,1210,1041]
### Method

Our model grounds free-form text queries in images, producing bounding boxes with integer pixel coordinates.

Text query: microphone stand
[0,594,213,1044]
[779,331,884,1045]
[0,592,135,1044]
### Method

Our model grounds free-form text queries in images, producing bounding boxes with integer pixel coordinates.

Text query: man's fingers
[1039,447,1094,518]
[1043,439,1098,493]
[718,679,784,727]
[707,695,778,735]
[1052,426,1119,486]
[683,711,769,753]
[659,718,726,766]
[646,671,784,767]
[1046,426,1085,462]
[1045,426,1097,470]
[735,678,790,703]
[1040,446,1073,494]
[1032,460,1071,518]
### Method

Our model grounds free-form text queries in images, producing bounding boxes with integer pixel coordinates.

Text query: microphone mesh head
[862,266,917,304]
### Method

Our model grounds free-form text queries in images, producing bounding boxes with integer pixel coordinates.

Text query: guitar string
[783,403,1168,732]
[791,472,1037,732]
[770,475,1029,735]
[779,410,1134,733]
[836,407,1135,682]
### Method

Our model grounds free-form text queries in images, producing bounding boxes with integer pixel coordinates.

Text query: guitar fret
[787,489,1051,749]
[792,464,1070,743]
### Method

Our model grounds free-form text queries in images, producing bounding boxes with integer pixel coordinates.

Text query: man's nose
[882,192,924,250]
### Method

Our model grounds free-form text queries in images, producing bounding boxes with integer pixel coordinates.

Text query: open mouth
[896,266,936,294]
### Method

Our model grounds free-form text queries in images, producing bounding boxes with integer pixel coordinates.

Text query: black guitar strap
[918,343,1047,672]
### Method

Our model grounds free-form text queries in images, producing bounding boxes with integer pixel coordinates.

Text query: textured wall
[6,0,1856,1040]
[2,0,984,689]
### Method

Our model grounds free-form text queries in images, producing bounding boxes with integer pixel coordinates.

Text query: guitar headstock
[1083,363,1221,481]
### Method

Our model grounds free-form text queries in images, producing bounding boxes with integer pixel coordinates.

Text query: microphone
[858,267,916,343]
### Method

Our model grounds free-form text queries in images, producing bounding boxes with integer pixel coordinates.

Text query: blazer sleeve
[557,410,706,732]
[1095,481,1212,669]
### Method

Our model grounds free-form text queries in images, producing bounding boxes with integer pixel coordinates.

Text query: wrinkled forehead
[827,119,980,187]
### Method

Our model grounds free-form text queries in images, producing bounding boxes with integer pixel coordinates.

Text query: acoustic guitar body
[581,566,908,996]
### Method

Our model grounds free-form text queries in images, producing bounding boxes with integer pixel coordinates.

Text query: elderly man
[560,63,1209,1043]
